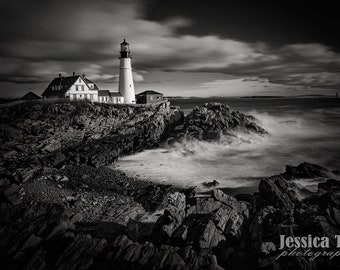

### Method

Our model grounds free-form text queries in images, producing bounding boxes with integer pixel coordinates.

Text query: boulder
[154,192,186,238]
[202,180,220,188]
[258,176,299,209]
[284,162,335,179]
[3,184,22,205]
[318,179,340,194]
[170,102,266,141]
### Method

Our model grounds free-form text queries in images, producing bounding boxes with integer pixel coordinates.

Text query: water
[115,97,340,194]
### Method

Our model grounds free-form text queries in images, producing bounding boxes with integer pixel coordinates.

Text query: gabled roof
[83,77,99,90]
[42,75,80,97]
[136,90,163,96]
[21,91,41,100]
[98,90,111,97]
[110,92,123,97]
[42,75,99,97]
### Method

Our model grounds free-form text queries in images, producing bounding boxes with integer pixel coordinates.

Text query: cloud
[133,72,144,82]
[0,0,340,90]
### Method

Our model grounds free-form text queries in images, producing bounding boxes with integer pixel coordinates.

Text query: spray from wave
[115,108,340,194]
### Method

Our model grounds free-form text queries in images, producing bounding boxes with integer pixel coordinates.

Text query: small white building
[42,73,124,104]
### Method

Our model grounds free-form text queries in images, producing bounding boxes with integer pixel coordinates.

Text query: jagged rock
[211,208,230,231]
[154,192,186,238]
[14,166,42,183]
[235,193,253,203]
[318,179,340,194]
[3,184,22,205]
[2,99,340,270]
[212,190,249,218]
[259,242,276,255]
[21,234,43,251]
[169,102,266,141]
[259,176,299,209]
[172,225,188,242]
[248,206,280,251]
[112,234,226,269]
[190,197,223,214]
[54,234,107,270]
[202,180,220,188]
[284,162,335,179]
[197,219,226,249]
[0,101,184,171]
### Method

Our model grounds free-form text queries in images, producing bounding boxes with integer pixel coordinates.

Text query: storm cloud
[1,0,340,94]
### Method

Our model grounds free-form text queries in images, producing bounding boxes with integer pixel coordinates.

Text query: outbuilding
[136,90,163,104]
[21,91,41,100]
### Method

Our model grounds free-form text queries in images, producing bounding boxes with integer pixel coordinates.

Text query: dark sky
[1,0,340,97]
[145,0,340,50]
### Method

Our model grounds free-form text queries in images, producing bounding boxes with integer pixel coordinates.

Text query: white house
[42,73,124,104]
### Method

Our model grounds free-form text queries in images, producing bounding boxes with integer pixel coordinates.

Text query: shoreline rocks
[168,102,266,142]
[1,101,339,269]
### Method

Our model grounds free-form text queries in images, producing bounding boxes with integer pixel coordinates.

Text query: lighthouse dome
[120,39,129,46]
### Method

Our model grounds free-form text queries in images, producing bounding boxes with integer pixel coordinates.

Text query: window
[90,94,93,100]
[79,78,81,83]
[84,94,87,99]
[76,85,79,91]
[81,85,84,91]
[80,95,82,98]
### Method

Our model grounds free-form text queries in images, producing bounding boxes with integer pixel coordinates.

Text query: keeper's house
[42,73,124,104]
[136,90,164,104]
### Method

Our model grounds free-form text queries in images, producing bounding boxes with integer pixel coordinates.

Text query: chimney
[59,73,61,78]
[73,72,75,77]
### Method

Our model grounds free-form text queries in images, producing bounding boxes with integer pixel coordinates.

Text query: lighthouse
[118,39,135,104]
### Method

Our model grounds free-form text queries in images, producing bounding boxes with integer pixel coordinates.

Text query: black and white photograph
[0,0,340,269]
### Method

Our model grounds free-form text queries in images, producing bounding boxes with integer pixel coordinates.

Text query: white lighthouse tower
[118,39,135,104]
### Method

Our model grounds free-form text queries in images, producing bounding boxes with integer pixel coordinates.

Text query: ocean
[115,97,340,195]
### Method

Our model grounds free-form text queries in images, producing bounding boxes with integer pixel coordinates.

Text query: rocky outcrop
[1,161,340,270]
[168,102,266,141]
[153,189,249,251]
[283,162,336,179]
[1,100,339,270]
[0,101,184,173]
[248,163,340,270]
[258,175,300,209]
[0,101,184,216]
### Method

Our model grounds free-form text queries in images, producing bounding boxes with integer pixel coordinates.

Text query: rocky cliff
[0,100,184,171]
[3,101,338,270]
[167,102,266,142]
[1,162,340,270]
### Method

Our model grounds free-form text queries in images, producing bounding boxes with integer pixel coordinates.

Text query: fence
[0,98,170,109]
